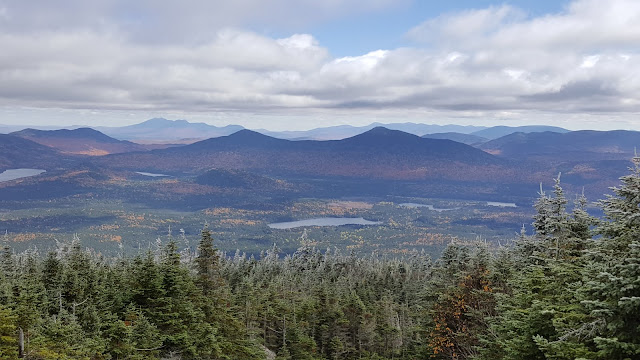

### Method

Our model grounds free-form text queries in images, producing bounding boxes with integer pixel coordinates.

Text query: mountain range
[11,128,149,155]
[2,120,639,207]
[471,125,569,140]
[94,127,508,182]
[480,130,640,161]
[422,132,489,145]
[257,122,488,140]
[96,118,245,142]
[1,118,571,142]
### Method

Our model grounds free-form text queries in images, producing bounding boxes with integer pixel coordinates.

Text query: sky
[1,0,640,131]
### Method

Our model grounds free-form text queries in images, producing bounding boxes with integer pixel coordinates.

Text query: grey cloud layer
[1,0,639,120]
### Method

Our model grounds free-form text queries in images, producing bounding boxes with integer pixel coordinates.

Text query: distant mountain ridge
[422,132,488,145]
[100,119,566,142]
[11,128,148,155]
[470,125,569,140]
[259,122,487,140]
[97,118,245,142]
[1,118,570,143]
[480,130,640,161]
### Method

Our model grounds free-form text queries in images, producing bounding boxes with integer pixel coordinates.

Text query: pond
[268,217,382,229]
[135,171,169,177]
[0,168,46,182]
[486,201,517,208]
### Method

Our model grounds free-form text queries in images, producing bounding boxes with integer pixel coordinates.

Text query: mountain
[94,127,509,184]
[184,129,289,150]
[11,128,148,155]
[471,125,569,140]
[260,123,566,142]
[97,118,244,142]
[480,130,640,161]
[422,132,488,145]
[333,127,494,163]
[5,126,636,208]
[0,124,84,134]
[380,123,485,135]
[0,134,73,170]
[260,123,486,140]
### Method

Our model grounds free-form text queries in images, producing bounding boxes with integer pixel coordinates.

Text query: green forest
[1,162,640,360]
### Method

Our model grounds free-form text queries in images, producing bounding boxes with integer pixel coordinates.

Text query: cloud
[0,0,640,129]
[0,29,330,110]
[407,5,527,47]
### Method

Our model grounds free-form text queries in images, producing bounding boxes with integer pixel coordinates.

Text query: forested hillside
[1,162,640,359]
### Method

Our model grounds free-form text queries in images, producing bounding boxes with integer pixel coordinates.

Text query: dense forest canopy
[1,161,640,359]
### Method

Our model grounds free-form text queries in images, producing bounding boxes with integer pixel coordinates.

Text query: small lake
[486,201,517,208]
[135,171,169,177]
[0,168,46,182]
[399,203,459,212]
[268,217,382,229]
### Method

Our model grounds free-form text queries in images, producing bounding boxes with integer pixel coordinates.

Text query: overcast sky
[1,0,639,130]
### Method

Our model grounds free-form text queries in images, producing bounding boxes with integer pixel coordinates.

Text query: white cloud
[407,5,526,47]
[0,0,640,129]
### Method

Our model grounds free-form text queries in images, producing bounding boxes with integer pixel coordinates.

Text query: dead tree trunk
[18,327,24,358]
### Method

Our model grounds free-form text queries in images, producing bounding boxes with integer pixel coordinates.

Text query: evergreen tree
[482,179,597,360]
[196,227,223,294]
[156,239,200,356]
[0,305,17,360]
[582,157,640,359]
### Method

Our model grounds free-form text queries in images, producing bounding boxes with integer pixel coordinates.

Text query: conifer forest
[2,161,640,360]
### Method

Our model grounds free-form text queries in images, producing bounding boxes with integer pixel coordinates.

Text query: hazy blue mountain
[97,118,245,142]
[422,132,488,145]
[260,123,486,140]
[471,125,569,139]
[0,124,84,134]
[374,123,485,135]
[480,130,640,161]
[13,128,122,142]
[11,128,148,155]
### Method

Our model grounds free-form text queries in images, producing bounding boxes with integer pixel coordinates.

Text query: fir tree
[0,305,17,360]
[582,157,640,359]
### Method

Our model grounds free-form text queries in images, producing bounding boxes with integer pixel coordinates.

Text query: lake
[0,168,46,182]
[486,201,517,208]
[399,203,458,212]
[268,217,382,229]
[135,171,169,177]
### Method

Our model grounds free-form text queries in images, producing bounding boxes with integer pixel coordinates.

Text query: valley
[1,119,628,257]
[0,194,531,258]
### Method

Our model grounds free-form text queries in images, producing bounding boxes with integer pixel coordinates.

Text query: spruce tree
[482,178,597,360]
[582,157,640,359]
[0,305,17,360]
